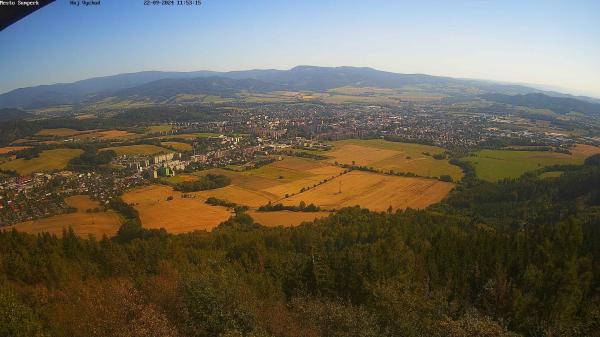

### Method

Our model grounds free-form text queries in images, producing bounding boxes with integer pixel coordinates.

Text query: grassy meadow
[147,124,173,133]
[247,210,331,227]
[0,148,83,175]
[466,144,600,181]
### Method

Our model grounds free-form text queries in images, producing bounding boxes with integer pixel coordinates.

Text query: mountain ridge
[1,66,598,110]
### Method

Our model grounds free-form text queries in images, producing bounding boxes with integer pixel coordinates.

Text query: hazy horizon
[2,64,598,100]
[1,0,599,97]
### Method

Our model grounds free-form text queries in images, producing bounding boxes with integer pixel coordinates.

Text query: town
[0,99,595,227]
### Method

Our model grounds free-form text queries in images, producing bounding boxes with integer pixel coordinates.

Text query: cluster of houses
[0,171,144,226]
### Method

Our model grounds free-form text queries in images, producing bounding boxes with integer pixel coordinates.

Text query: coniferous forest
[1,157,600,337]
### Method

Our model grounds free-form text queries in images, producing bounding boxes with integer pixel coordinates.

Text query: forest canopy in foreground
[1,156,600,337]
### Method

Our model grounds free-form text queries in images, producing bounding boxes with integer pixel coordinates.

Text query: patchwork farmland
[122,143,461,229]
[3,139,463,234]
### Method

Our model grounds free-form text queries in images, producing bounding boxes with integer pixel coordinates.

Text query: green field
[325,139,464,180]
[146,124,173,133]
[466,149,590,181]
[329,139,445,153]
[0,148,83,175]
[101,144,169,156]
[239,91,298,103]
[327,87,447,103]
[160,132,221,140]
[161,141,192,151]
[322,94,398,104]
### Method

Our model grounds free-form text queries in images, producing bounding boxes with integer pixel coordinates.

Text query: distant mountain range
[1,66,599,115]
[481,93,600,115]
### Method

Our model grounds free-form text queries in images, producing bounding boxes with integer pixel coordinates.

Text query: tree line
[1,156,600,336]
[173,174,231,192]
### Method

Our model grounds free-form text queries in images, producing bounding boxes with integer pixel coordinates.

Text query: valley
[2,1,600,335]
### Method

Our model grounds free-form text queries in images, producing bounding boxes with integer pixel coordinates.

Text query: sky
[1,0,599,97]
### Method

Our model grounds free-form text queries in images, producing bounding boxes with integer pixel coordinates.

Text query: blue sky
[1,0,599,97]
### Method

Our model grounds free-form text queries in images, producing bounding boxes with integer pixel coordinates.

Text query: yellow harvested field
[6,195,121,237]
[0,146,31,155]
[306,165,346,176]
[0,148,83,175]
[99,130,136,139]
[200,164,345,200]
[101,145,169,156]
[326,139,463,180]
[74,130,137,140]
[327,144,399,166]
[74,113,96,120]
[7,213,122,237]
[10,138,33,144]
[244,164,313,181]
[160,133,220,140]
[281,171,454,212]
[248,210,331,227]
[199,168,282,191]
[65,195,102,211]
[270,156,326,171]
[195,152,453,214]
[161,141,192,151]
[200,162,320,191]
[194,185,277,207]
[262,166,345,199]
[571,144,600,157]
[36,128,84,137]
[122,185,232,233]
[36,128,137,140]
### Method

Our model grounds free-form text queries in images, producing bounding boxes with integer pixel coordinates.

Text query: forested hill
[0,66,553,109]
[4,66,598,110]
[0,108,32,122]
[481,92,600,115]
[2,157,600,337]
